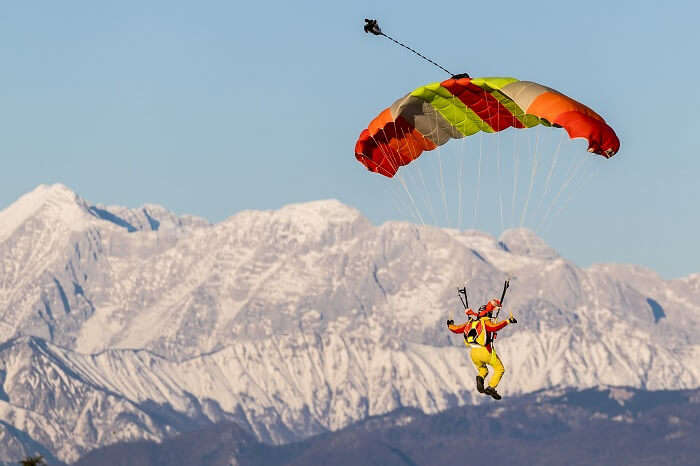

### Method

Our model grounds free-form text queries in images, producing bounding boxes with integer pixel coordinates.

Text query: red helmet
[485,299,501,312]
[474,299,501,317]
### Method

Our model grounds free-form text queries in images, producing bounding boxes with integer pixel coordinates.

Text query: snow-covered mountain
[0,184,698,464]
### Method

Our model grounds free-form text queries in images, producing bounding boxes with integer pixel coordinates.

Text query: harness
[463,317,494,348]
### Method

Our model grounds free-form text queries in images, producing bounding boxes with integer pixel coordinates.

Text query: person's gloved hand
[508,313,517,324]
[446,319,454,326]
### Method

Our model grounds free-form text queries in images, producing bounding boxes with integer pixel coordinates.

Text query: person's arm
[485,313,517,332]
[447,321,468,334]
[485,319,509,332]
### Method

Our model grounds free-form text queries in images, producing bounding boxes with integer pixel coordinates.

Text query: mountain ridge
[73,386,700,466]
[0,184,698,463]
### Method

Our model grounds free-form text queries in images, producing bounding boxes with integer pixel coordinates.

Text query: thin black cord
[380,32,453,76]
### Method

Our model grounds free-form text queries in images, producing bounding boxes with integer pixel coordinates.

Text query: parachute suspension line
[457,147,465,230]
[364,19,453,76]
[542,160,599,233]
[514,131,533,226]
[538,155,588,231]
[437,151,450,227]
[480,86,502,231]
[405,123,438,226]
[534,131,565,227]
[393,120,427,227]
[473,134,484,228]
[416,164,439,225]
[393,121,431,226]
[510,130,520,229]
[519,131,540,227]
[449,86,465,230]
[453,89,468,227]
[436,98,450,227]
[496,103,504,232]
[371,129,400,176]
[397,174,426,225]
[497,139,504,232]
[539,156,593,232]
[388,182,420,225]
[408,103,439,226]
[368,129,419,224]
[390,136,421,225]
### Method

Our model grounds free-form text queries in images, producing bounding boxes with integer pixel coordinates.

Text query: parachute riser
[494,279,510,320]
[458,285,468,309]
[451,285,468,323]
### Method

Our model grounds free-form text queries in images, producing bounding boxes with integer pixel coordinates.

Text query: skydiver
[447,299,517,400]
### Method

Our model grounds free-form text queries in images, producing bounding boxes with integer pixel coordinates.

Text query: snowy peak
[246,198,366,227]
[15,183,79,205]
[0,184,93,241]
[224,199,371,248]
[270,199,368,238]
[0,184,210,242]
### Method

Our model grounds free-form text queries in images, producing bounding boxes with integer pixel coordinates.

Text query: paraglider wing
[355,76,619,178]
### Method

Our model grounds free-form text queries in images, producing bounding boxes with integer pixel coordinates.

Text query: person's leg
[487,350,505,388]
[470,347,489,378]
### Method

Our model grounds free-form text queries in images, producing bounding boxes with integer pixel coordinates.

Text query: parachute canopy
[355,76,620,178]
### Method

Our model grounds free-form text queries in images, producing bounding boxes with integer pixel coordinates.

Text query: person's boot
[475,376,485,393]
[484,386,502,400]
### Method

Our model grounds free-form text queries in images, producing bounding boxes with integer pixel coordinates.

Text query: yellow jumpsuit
[469,345,505,388]
[449,316,510,388]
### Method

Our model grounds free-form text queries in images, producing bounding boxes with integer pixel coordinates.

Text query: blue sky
[1,1,698,278]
